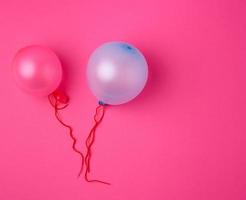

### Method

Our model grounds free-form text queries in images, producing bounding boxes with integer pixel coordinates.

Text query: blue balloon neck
[98,100,107,106]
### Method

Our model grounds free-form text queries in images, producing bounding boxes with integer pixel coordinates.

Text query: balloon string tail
[48,92,84,177]
[84,102,110,185]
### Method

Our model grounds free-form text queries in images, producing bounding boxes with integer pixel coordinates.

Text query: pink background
[0,0,245,199]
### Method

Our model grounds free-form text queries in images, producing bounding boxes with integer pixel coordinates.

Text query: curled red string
[84,103,110,185]
[48,91,84,177]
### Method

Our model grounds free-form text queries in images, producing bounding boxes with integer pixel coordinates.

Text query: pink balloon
[12,45,62,96]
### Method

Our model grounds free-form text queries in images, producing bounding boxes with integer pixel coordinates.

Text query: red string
[84,104,110,185]
[48,91,84,177]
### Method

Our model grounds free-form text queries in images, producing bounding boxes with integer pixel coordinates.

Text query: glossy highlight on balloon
[87,41,148,105]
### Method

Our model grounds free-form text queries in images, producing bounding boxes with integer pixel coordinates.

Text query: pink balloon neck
[52,90,69,104]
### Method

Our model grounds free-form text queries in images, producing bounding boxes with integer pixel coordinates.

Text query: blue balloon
[87,41,148,105]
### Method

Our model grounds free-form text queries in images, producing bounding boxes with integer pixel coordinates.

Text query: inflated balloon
[87,41,148,105]
[12,45,62,96]
[12,45,84,177]
[85,41,148,184]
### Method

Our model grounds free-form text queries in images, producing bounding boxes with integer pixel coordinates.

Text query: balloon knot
[98,100,107,106]
[53,90,69,104]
